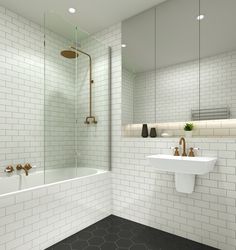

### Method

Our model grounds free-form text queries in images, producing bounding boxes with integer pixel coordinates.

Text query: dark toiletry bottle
[141,124,148,138]
[150,127,157,138]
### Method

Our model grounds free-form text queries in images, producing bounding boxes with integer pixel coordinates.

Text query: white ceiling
[0,0,165,34]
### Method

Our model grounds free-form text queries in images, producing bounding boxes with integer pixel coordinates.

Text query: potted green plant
[184,123,194,138]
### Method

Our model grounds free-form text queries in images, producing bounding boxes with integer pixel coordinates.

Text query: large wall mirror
[122,0,236,125]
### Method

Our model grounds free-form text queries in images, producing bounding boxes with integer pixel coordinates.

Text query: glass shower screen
[44,12,111,184]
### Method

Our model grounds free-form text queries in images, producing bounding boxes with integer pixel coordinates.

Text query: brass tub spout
[16,163,32,176]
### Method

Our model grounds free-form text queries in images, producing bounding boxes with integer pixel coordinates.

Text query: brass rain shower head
[60,49,79,59]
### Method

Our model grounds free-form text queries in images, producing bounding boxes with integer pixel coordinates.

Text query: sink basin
[146,154,217,175]
[146,154,217,193]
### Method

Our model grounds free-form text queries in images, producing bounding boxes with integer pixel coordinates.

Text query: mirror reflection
[122,0,236,125]
[199,0,236,120]
[122,8,156,124]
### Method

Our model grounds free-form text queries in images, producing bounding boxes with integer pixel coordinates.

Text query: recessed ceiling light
[68,8,76,14]
[197,14,205,21]
[121,44,127,48]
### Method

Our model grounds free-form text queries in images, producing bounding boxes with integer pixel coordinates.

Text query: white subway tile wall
[134,69,156,123]
[122,68,134,124]
[0,6,76,172]
[44,31,76,170]
[0,7,44,172]
[95,25,236,250]
[0,172,111,250]
[112,137,236,250]
[76,38,110,170]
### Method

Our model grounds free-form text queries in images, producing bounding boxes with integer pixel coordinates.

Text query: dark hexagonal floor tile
[100,242,117,250]
[106,226,120,234]
[104,233,119,242]
[76,231,92,240]
[96,221,110,229]
[131,235,146,244]
[88,236,104,246]
[46,215,218,250]
[120,222,133,230]
[109,218,125,227]
[71,239,88,250]
[85,225,97,232]
[84,246,100,250]
[130,244,147,250]
[116,238,133,248]
[92,229,107,237]
[118,229,133,238]
[52,243,71,250]
[131,226,144,235]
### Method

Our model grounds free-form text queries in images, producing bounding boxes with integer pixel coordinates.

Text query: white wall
[97,24,236,250]
[76,38,110,171]
[44,31,76,170]
[122,68,134,124]
[125,50,236,124]
[0,5,111,173]
[0,6,76,172]
[134,69,156,123]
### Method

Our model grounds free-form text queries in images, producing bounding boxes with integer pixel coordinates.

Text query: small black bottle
[141,124,148,138]
[150,127,157,138]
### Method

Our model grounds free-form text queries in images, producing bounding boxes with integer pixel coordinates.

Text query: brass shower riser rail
[71,46,97,124]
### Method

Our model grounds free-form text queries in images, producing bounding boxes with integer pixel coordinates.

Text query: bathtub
[0,167,111,250]
[0,167,105,196]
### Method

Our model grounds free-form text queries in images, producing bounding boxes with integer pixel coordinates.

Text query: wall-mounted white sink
[146,154,217,193]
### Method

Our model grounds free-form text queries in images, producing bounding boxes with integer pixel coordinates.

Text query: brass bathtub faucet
[5,165,14,173]
[16,163,32,176]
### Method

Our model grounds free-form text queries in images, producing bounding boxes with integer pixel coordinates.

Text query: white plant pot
[185,131,193,138]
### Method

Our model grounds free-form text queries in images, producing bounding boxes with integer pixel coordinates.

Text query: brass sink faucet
[179,137,187,156]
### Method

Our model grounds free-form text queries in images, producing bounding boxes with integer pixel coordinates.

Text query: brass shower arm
[70,46,96,124]
[70,46,93,84]
[71,46,91,60]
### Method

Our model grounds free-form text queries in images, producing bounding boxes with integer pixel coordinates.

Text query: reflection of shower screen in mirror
[122,0,236,124]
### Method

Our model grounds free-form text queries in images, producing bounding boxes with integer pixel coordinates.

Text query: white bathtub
[0,168,111,250]
[0,167,105,195]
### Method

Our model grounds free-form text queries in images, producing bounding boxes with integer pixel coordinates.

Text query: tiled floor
[46,215,218,250]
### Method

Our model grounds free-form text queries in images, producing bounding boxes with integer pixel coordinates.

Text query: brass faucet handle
[174,147,180,156]
[16,164,23,170]
[24,163,32,170]
[188,147,195,157]
[5,165,14,173]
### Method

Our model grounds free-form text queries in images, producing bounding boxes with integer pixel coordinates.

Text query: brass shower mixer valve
[84,116,97,124]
